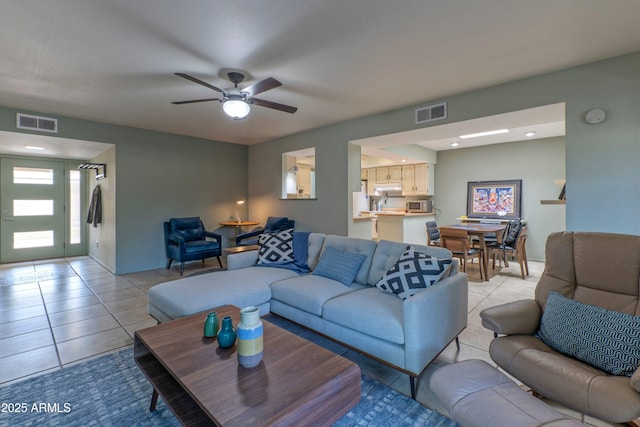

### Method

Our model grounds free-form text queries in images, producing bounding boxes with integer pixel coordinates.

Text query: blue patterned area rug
[0,348,458,427]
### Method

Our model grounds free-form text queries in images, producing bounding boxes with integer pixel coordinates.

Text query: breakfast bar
[375,211,435,245]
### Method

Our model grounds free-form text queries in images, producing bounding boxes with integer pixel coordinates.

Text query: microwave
[406,200,432,213]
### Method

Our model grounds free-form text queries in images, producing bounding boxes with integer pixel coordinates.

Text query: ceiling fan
[171,72,297,119]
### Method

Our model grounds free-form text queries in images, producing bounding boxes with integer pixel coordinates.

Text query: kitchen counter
[376,212,435,245]
[375,211,433,216]
[356,210,433,218]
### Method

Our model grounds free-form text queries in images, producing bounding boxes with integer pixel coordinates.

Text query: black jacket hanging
[87,185,102,227]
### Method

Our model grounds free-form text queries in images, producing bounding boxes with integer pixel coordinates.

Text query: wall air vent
[16,113,58,133]
[415,102,447,125]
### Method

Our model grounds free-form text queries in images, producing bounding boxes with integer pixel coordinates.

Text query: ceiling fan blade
[243,77,282,97]
[175,73,225,93]
[171,98,221,105]
[251,97,297,114]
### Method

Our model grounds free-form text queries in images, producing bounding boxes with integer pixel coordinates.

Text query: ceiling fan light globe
[223,99,250,119]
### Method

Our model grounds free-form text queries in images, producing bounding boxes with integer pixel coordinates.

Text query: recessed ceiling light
[24,145,46,150]
[401,159,407,163]
[459,129,509,139]
[524,131,536,137]
[450,142,460,147]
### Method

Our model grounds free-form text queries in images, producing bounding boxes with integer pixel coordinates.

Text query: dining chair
[490,224,529,279]
[439,227,485,280]
[425,221,441,246]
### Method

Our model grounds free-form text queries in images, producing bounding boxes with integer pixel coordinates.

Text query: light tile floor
[0,256,623,426]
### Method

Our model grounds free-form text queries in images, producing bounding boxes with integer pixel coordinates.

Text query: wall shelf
[540,200,565,205]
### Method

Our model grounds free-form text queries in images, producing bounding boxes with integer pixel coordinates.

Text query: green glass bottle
[203,311,219,338]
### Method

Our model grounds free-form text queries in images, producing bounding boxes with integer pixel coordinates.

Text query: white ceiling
[1,1,640,159]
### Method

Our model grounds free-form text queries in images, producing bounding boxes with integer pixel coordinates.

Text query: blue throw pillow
[312,246,367,286]
[535,291,640,377]
[375,246,452,300]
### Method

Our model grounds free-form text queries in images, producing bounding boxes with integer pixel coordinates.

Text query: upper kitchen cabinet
[402,163,434,196]
[366,168,377,195]
[296,164,312,197]
[375,166,402,183]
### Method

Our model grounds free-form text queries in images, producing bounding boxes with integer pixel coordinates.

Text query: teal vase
[217,316,237,349]
[203,311,219,338]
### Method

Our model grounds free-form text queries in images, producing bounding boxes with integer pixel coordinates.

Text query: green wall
[0,106,248,273]
[435,137,565,261]
[248,51,640,261]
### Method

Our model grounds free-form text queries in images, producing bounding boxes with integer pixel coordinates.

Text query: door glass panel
[14,230,55,249]
[13,200,54,216]
[69,170,81,244]
[13,167,54,185]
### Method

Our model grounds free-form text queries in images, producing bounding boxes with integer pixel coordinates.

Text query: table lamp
[234,199,245,222]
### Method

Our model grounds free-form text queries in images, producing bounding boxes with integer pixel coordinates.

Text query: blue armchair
[235,216,295,246]
[164,217,222,275]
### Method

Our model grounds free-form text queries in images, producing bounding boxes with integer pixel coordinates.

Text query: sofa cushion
[270,274,356,316]
[535,291,640,377]
[489,334,640,423]
[323,287,404,344]
[375,246,452,300]
[148,266,298,321]
[306,233,326,270]
[312,246,367,286]
[257,228,294,264]
[321,235,377,285]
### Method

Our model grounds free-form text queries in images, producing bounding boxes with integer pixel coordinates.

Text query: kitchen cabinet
[375,166,402,183]
[296,164,312,197]
[366,168,377,195]
[402,163,434,196]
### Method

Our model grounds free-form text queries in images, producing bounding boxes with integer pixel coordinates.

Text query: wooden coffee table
[134,305,361,426]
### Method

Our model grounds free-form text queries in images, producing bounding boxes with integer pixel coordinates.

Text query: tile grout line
[70,264,139,342]
[35,261,65,371]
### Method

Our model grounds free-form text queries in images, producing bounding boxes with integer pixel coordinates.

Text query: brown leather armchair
[480,231,640,424]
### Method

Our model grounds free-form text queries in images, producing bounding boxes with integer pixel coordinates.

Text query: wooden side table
[219,221,260,233]
[219,221,260,247]
[223,244,260,254]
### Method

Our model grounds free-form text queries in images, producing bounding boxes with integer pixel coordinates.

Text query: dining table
[439,222,507,281]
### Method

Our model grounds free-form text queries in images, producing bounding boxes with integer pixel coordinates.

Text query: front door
[0,158,66,263]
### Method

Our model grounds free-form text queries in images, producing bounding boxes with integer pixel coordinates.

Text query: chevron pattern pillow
[375,246,452,300]
[257,228,294,264]
[535,291,640,377]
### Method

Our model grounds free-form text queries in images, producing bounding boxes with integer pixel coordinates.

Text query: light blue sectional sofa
[148,233,468,397]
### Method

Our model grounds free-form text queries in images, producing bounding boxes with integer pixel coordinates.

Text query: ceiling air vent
[415,102,447,125]
[16,113,58,133]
